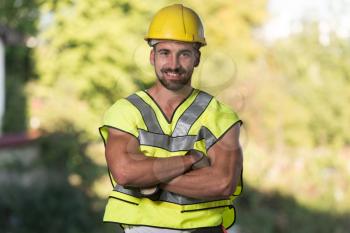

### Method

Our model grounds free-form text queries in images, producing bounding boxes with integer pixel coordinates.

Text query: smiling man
[99,4,243,233]
[151,41,199,91]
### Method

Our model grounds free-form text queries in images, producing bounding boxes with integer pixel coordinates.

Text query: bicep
[105,128,141,172]
[207,123,243,176]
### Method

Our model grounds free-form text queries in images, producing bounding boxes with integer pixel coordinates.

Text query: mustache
[161,67,186,74]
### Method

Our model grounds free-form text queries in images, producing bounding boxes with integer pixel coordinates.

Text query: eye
[158,50,169,56]
[180,51,192,58]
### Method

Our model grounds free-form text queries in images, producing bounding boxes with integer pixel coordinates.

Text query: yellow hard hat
[145,4,206,46]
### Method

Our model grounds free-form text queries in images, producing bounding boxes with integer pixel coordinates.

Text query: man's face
[150,41,200,91]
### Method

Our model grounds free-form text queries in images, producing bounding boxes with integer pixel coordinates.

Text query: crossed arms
[105,123,243,200]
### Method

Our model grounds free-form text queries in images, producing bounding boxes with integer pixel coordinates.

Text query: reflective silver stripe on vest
[139,129,196,151]
[159,190,210,204]
[114,185,217,204]
[198,126,217,150]
[139,127,217,152]
[172,92,212,137]
[127,94,163,134]
[114,185,143,198]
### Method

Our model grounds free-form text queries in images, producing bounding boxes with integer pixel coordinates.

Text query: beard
[156,67,193,91]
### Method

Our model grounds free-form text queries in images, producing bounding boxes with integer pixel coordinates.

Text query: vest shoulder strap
[126,93,164,134]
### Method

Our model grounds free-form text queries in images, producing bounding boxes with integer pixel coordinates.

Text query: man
[99,4,243,233]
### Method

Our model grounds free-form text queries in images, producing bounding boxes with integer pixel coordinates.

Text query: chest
[127,91,215,157]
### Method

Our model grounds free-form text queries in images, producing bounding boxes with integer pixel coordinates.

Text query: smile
[165,71,180,76]
[164,71,183,79]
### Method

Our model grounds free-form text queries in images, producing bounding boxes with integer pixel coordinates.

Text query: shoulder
[200,90,240,120]
[197,90,242,142]
[101,92,145,139]
[104,91,144,116]
[102,92,145,125]
[103,99,131,122]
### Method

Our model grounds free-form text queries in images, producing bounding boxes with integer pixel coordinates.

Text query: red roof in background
[0,130,41,148]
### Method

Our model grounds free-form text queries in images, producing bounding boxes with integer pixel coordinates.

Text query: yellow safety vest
[99,89,243,230]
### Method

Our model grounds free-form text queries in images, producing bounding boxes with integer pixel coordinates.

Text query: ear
[150,48,155,66]
[194,50,201,67]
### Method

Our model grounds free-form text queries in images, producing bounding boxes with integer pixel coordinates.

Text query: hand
[192,155,210,169]
[186,149,211,170]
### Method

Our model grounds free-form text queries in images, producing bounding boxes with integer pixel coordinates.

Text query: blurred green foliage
[0,0,40,33]
[236,186,350,233]
[1,0,40,133]
[271,24,350,148]
[1,0,350,233]
[0,183,99,233]
[0,128,108,233]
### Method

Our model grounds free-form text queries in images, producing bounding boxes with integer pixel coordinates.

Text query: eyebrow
[156,48,193,54]
[179,49,193,53]
[157,48,170,53]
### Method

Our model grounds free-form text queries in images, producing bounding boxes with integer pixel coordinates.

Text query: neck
[147,83,193,109]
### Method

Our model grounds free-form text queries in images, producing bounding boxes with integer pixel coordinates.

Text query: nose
[168,54,180,69]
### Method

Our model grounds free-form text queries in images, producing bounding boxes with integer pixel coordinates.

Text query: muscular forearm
[110,152,199,188]
[161,151,243,200]
[161,167,239,200]
[106,129,203,188]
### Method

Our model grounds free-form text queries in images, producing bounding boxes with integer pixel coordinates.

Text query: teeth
[166,72,179,77]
